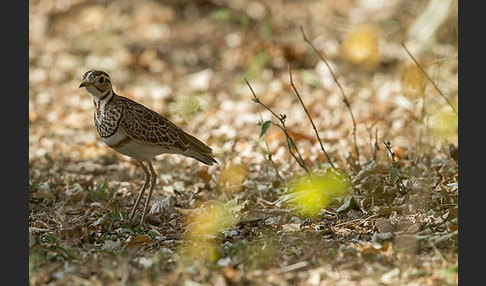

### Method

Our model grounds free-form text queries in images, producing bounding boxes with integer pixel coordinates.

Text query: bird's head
[79,70,113,98]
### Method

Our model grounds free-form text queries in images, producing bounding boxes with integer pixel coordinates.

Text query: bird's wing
[118,96,216,164]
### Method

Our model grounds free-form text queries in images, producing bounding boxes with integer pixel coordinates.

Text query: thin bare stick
[383,140,403,193]
[300,26,360,168]
[401,42,458,116]
[264,134,284,181]
[245,78,310,175]
[287,64,336,169]
[259,113,284,181]
[373,128,379,161]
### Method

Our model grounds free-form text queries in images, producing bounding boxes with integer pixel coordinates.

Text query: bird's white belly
[101,128,178,162]
[101,128,128,147]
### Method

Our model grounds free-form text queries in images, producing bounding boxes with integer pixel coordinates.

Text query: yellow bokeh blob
[341,24,381,70]
[286,169,351,217]
[430,108,458,140]
[187,200,240,238]
[217,163,249,193]
[401,63,427,99]
[180,199,242,264]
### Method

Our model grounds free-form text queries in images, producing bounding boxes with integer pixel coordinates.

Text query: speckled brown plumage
[93,96,122,138]
[94,93,216,164]
[79,69,217,225]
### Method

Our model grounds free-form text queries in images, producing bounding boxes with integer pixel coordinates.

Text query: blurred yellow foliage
[341,24,380,70]
[217,163,249,193]
[430,108,458,140]
[181,199,242,263]
[401,63,427,99]
[187,200,240,238]
[287,169,350,217]
[180,240,222,264]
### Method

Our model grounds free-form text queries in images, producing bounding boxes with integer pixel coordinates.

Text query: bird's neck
[92,90,115,117]
[92,89,114,105]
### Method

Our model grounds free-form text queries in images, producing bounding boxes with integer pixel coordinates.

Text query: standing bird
[79,70,217,225]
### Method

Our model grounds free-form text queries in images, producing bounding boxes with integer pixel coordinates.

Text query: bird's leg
[140,161,157,224]
[128,161,150,223]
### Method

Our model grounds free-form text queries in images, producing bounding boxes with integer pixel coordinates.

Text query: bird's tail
[184,134,218,165]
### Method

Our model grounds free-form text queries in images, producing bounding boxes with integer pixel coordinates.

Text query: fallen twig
[273,261,309,274]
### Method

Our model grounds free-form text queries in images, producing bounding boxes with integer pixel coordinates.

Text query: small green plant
[247,78,310,175]
[246,27,362,174]
[246,63,338,177]
[91,179,119,204]
[257,126,284,182]
[168,93,208,123]
[106,201,127,229]
[287,168,350,217]
[244,51,271,80]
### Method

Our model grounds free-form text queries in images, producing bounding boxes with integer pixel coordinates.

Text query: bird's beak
[79,81,90,88]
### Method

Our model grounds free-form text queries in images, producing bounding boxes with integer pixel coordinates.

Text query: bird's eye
[99,77,104,83]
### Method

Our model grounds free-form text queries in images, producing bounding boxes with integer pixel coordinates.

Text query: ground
[29,0,458,285]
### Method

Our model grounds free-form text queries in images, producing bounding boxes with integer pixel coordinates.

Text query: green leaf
[260,120,272,138]
[390,167,399,183]
[210,9,232,22]
[301,70,320,87]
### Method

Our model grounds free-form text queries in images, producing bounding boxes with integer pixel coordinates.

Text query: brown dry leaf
[354,241,395,258]
[60,227,86,240]
[89,214,110,229]
[375,218,395,233]
[239,210,266,224]
[360,243,382,257]
[373,205,405,216]
[281,223,301,231]
[221,266,239,283]
[123,235,155,249]
[266,130,315,144]
[390,145,405,161]
[197,169,212,182]
[443,206,458,221]
[336,195,359,212]
[145,214,163,225]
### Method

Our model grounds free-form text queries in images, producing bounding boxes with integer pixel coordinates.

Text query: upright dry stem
[300,26,360,168]
[401,42,458,117]
[383,140,403,193]
[245,78,311,176]
[287,64,336,169]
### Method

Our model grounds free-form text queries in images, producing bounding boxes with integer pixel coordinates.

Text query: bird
[79,70,217,225]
